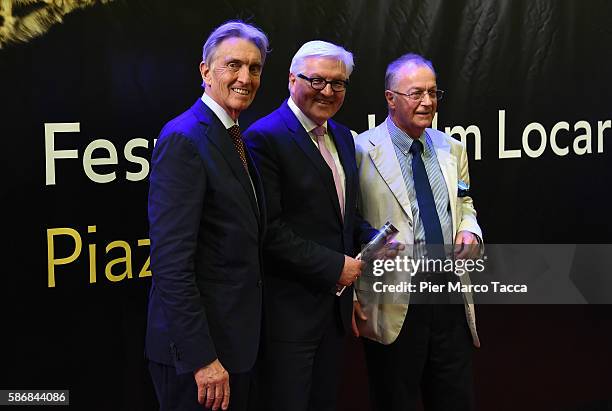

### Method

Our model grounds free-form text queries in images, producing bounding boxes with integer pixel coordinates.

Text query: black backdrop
[2,0,611,409]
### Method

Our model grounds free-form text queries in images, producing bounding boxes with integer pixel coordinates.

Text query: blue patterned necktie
[409,139,445,258]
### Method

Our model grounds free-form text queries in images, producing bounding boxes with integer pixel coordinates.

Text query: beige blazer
[354,120,482,347]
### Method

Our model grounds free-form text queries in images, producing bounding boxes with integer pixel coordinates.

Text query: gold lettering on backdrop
[45,225,151,287]
[47,228,82,288]
[137,239,152,278]
[105,241,132,282]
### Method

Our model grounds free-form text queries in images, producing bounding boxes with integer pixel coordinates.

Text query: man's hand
[454,230,480,260]
[338,255,365,286]
[351,300,368,337]
[194,359,230,411]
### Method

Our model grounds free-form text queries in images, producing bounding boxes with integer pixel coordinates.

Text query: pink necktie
[312,126,345,218]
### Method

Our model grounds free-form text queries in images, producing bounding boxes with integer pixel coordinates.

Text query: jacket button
[257,279,263,288]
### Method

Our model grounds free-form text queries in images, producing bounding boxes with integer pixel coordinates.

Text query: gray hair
[289,40,354,77]
[202,20,270,66]
[385,53,436,90]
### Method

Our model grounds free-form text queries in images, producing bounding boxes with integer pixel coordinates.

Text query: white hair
[289,40,354,77]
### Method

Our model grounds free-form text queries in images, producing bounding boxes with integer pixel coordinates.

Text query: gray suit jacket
[354,120,482,347]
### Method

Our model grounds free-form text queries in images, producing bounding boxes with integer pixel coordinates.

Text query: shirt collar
[386,116,432,156]
[288,97,328,134]
[201,92,239,129]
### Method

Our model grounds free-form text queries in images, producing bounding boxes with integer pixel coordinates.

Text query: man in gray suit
[353,53,483,411]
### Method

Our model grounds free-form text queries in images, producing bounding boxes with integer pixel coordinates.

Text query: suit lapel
[429,131,458,234]
[191,100,260,220]
[368,124,413,222]
[245,149,266,233]
[280,103,343,223]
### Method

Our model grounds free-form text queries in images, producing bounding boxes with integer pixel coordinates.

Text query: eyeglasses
[389,89,445,101]
[297,74,349,92]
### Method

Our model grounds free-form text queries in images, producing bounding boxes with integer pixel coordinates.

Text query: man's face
[289,57,347,125]
[386,64,437,139]
[200,37,263,120]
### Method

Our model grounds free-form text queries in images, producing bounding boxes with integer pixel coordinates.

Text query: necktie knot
[312,125,326,138]
[409,139,423,155]
[228,124,242,139]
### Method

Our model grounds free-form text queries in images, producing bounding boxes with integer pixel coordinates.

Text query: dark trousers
[257,315,345,411]
[148,361,256,411]
[363,304,474,411]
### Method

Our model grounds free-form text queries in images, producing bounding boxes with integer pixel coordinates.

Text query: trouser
[363,272,474,411]
[257,314,345,411]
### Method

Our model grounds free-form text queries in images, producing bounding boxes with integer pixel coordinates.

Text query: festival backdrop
[1,0,611,410]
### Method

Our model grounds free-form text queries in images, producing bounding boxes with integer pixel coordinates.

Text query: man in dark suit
[146,21,269,411]
[244,40,377,411]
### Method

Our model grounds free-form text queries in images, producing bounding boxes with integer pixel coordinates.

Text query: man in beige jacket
[353,53,483,411]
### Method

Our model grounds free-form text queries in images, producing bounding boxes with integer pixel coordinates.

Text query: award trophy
[335,221,399,296]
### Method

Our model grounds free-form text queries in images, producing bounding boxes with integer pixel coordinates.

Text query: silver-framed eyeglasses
[389,89,445,101]
[297,73,349,92]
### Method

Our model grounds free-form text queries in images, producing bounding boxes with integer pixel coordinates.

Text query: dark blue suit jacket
[244,100,375,342]
[146,99,266,374]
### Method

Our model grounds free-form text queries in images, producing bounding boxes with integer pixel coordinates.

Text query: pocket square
[458,180,470,197]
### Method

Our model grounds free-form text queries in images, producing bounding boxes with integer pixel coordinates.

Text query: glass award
[336,221,399,296]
